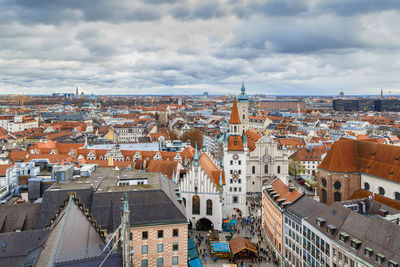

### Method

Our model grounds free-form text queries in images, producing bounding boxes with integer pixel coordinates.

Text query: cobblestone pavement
[189,198,279,267]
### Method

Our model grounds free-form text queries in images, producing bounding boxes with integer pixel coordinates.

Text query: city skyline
[1,1,400,95]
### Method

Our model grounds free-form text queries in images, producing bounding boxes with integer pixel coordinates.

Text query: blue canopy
[189,258,202,267]
[211,242,230,253]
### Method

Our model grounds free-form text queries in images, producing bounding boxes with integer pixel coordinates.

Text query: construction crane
[7,95,32,113]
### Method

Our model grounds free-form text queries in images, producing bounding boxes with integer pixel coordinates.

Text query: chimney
[378,209,389,217]
[289,184,294,192]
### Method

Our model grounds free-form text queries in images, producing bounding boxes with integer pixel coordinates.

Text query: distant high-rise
[75,86,79,98]
[381,88,384,99]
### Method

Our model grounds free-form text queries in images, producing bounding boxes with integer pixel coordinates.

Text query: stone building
[317,139,400,204]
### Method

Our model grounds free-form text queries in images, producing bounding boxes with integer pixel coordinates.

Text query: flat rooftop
[47,168,165,192]
[87,143,160,151]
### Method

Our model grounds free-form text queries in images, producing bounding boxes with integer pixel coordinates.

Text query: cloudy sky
[1,0,400,95]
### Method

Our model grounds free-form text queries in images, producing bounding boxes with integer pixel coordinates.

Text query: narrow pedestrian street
[189,197,280,267]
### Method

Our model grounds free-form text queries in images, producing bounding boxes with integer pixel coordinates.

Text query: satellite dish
[368,195,373,200]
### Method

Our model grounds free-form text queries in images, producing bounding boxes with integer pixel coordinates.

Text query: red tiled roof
[198,152,225,188]
[228,135,244,151]
[229,100,241,124]
[318,139,358,173]
[0,164,13,176]
[270,178,302,204]
[147,160,178,180]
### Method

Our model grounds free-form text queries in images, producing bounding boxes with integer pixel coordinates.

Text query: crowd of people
[189,198,280,266]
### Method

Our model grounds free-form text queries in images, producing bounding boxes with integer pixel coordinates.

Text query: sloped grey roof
[306,202,351,239]
[0,203,41,233]
[36,176,187,232]
[286,195,326,219]
[0,229,50,266]
[36,189,94,229]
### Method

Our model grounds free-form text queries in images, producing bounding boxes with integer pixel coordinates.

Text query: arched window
[321,178,327,188]
[334,181,341,190]
[378,187,385,196]
[395,192,400,201]
[192,195,200,215]
[334,191,342,202]
[243,114,245,120]
[183,198,186,207]
[234,126,237,133]
[364,182,370,191]
[277,166,280,174]
[206,199,213,216]
[252,166,256,174]
[264,165,268,174]
[321,189,327,204]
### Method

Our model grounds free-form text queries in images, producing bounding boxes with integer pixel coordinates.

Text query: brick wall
[317,169,361,205]
[130,223,188,266]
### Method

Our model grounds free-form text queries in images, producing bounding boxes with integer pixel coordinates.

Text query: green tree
[289,159,306,178]
[181,128,203,149]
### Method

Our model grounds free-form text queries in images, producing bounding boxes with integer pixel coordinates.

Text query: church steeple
[193,143,199,167]
[202,135,207,152]
[229,99,241,135]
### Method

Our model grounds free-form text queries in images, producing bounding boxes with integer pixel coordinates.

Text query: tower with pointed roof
[237,82,249,133]
[223,90,248,219]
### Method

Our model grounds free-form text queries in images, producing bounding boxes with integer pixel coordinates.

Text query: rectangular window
[172,256,179,265]
[233,196,238,203]
[238,170,241,174]
[173,242,179,251]
[142,259,148,267]
[230,160,233,165]
[234,187,237,192]
[142,231,148,240]
[158,230,163,238]
[157,244,164,253]
[238,160,241,165]
[130,232,133,241]
[230,187,232,192]
[238,179,241,184]
[142,245,148,254]
[157,258,163,267]
[173,229,179,237]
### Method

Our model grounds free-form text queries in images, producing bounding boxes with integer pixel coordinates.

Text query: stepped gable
[229,99,241,124]
[198,152,225,188]
[318,139,358,173]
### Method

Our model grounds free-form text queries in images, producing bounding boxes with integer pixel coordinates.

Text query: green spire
[172,168,175,183]
[193,143,199,167]
[241,82,245,94]
[219,172,223,188]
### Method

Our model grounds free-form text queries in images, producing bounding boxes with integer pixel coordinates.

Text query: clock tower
[223,99,247,219]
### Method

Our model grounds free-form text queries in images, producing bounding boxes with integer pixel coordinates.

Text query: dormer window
[316,218,326,227]
[327,224,337,234]
[389,260,399,267]
[339,232,349,242]
[350,239,361,250]
[376,254,385,264]
[364,247,373,258]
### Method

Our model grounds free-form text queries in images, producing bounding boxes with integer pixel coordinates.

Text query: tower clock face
[233,154,239,160]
